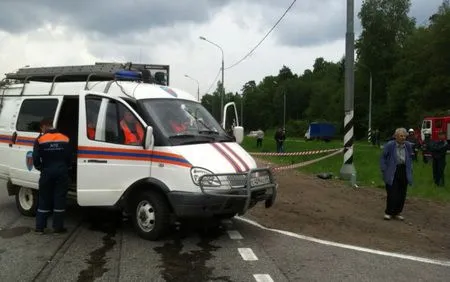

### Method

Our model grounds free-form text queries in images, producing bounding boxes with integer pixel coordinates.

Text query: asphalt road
[1,180,449,281]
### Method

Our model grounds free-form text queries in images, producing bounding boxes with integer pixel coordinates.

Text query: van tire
[15,187,38,217]
[131,190,170,241]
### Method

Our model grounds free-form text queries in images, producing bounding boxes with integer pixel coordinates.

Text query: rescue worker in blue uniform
[33,118,71,234]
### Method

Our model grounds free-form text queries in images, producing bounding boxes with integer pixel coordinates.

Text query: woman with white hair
[380,128,414,220]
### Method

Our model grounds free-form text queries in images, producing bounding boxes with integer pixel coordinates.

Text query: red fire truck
[420,116,450,143]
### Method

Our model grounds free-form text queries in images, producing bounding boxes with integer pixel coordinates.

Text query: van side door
[9,97,63,188]
[0,97,18,180]
[77,91,153,206]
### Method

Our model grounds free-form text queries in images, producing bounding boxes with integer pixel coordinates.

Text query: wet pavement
[1,180,450,281]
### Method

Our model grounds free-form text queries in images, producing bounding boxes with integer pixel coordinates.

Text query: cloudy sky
[0,0,443,99]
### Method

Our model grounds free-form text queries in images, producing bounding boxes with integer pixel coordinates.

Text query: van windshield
[139,99,232,144]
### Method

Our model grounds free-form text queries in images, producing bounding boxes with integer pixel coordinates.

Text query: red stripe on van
[220,143,250,172]
[211,143,241,172]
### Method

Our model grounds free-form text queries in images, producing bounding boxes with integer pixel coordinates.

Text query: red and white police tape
[251,148,344,172]
[249,148,341,157]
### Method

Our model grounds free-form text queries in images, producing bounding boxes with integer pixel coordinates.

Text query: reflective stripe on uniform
[38,133,70,144]
[37,209,51,213]
[53,209,65,212]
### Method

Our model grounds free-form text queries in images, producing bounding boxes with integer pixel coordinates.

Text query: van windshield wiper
[169,134,216,145]
[169,134,196,138]
[198,130,219,135]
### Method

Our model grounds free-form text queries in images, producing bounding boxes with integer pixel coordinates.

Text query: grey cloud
[0,0,442,49]
[0,0,230,35]
[242,0,443,47]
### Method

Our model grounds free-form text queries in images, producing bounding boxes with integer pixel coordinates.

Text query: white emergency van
[0,62,277,240]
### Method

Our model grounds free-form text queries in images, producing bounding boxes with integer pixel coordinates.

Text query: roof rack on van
[3,62,170,95]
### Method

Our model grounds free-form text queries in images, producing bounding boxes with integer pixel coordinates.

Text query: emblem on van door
[26,151,33,171]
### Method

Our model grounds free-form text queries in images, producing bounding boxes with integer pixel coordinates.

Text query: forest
[200,0,450,140]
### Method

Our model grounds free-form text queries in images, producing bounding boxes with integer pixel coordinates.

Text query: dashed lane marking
[237,216,450,267]
[227,230,243,240]
[253,274,274,282]
[238,248,258,261]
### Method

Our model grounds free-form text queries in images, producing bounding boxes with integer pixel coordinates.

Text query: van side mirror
[144,126,154,149]
[233,126,244,144]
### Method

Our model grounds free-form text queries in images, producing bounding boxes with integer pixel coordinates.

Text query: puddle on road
[76,208,121,282]
[0,226,31,239]
[154,222,232,282]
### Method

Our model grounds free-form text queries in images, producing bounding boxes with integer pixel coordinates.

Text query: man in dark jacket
[428,131,448,187]
[380,128,413,221]
[33,118,72,234]
[274,128,286,153]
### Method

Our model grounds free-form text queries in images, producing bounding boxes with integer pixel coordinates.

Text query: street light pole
[368,72,373,143]
[199,36,225,123]
[359,63,373,143]
[240,94,244,127]
[283,90,286,129]
[184,74,200,101]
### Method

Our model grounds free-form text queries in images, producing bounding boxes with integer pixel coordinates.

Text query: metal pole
[368,72,372,143]
[197,84,200,102]
[199,36,225,124]
[184,74,200,102]
[241,94,244,127]
[339,0,357,183]
[283,90,286,129]
[221,56,224,124]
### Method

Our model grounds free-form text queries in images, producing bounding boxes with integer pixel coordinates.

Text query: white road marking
[238,248,258,261]
[227,230,243,240]
[253,274,274,282]
[237,216,450,267]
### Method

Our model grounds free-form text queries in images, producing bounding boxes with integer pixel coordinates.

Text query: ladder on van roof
[2,62,170,95]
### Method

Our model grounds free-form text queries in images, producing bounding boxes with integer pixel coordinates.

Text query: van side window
[102,99,144,146]
[16,99,58,132]
[86,96,102,140]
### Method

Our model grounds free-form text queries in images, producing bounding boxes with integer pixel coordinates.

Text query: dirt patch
[247,159,450,260]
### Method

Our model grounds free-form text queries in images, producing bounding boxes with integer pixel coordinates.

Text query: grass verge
[241,136,450,202]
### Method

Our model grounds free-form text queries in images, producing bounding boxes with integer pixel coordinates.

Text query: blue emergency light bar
[115,70,142,81]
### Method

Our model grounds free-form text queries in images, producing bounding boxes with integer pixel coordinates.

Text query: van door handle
[87,159,108,163]
[9,132,17,147]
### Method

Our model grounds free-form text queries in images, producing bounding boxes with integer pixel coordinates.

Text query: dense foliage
[201,0,450,140]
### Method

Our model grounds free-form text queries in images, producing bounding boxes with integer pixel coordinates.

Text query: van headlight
[190,167,221,187]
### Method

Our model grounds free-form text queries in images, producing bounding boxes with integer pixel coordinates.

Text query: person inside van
[87,121,96,140]
[120,110,144,145]
[165,109,190,134]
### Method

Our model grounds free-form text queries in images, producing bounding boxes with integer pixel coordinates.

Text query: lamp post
[199,36,225,123]
[240,93,244,128]
[283,89,286,130]
[273,81,286,129]
[358,64,373,143]
[184,74,200,101]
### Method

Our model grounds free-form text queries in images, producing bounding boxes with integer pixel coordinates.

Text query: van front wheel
[16,187,38,217]
[131,190,170,241]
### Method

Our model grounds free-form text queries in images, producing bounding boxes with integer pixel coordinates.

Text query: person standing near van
[380,128,413,220]
[33,118,72,234]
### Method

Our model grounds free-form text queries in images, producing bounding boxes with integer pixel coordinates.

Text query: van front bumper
[167,168,277,218]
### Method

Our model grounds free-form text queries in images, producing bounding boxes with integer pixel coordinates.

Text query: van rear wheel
[15,187,38,217]
[131,190,170,241]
